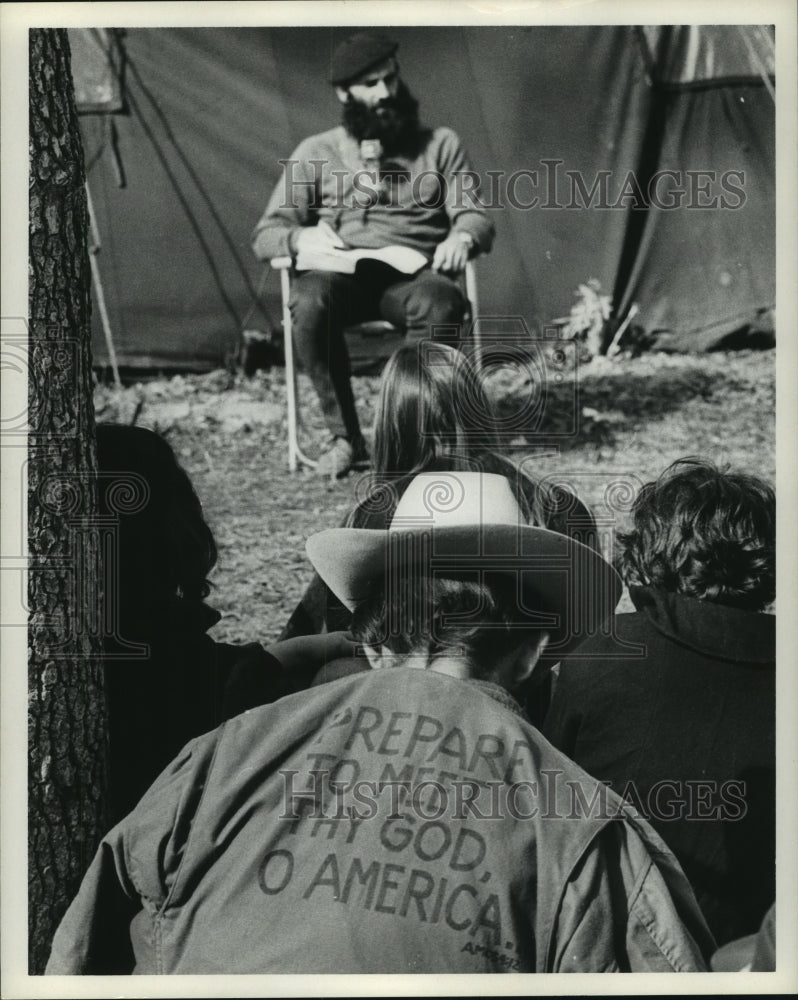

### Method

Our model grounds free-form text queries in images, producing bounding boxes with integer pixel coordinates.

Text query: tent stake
[607,303,640,358]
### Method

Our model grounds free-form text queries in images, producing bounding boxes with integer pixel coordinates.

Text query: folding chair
[271,256,481,472]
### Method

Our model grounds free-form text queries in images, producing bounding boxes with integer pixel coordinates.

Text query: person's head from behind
[351,570,549,692]
[308,471,622,690]
[372,342,500,476]
[96,424,217,604]
[617,457,775,612]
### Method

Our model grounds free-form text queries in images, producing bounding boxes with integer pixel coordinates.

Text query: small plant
[556,278,612,358]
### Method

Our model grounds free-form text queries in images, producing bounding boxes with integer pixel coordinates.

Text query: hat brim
[306,524,622,660]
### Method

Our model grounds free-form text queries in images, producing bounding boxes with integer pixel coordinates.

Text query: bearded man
[252,32,495,476]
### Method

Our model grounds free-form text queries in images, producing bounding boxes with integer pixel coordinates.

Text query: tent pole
[736,26,775,103]
[85,181,122,389]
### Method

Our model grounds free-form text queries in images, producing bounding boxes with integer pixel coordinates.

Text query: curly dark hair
[616,457,775,611]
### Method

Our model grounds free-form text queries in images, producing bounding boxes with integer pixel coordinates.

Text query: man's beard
[342,81,420,155]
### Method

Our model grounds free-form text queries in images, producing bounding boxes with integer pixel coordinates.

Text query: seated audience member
[46,472,714,974]
[280,340,597,642]
[542,457,775,946]
[96,425,353,822]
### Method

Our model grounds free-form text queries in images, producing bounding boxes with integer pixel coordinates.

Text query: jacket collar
[629,585,775,664]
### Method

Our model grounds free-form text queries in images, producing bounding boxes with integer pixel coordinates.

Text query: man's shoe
[316,436,356,479]
[316,436,370,479]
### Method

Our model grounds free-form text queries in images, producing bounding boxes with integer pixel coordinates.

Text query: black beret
[330,32,398,87]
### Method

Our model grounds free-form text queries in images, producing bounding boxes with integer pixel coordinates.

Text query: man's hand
[295,221,345,255]
[265,631,360,674]
[432,231,473,275]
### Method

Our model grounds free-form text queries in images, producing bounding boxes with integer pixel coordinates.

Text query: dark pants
[289,267,467,440]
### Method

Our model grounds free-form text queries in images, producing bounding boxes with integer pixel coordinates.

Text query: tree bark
[28,28,106,974]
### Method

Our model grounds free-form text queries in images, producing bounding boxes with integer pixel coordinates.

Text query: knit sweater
[252,125,495,261]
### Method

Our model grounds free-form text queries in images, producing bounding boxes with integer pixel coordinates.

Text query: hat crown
[388,472,524,532]
[305,470,623,651]
[330,32,399,86]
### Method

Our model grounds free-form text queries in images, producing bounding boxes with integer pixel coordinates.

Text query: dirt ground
[94,347,775,645]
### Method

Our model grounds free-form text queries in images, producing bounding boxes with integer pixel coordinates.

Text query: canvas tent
[70,25,775,371]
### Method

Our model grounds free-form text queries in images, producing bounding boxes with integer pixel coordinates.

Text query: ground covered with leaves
[94,348,775,645]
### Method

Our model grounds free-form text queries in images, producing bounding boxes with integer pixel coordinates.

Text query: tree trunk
[28,28,106,974]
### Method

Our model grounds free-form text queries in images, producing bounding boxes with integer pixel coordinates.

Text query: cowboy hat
[306,472,622,658]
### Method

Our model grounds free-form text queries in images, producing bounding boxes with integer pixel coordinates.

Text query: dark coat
[542,585,775,946]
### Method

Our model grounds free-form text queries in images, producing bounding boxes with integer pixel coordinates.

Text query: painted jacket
[47,669,714,974]
[251,125,495,261]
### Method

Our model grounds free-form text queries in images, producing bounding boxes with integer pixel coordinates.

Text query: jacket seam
[121,828,164,973]
[543,823,613,971]
[625,857,683,972]
[152,727,227,967]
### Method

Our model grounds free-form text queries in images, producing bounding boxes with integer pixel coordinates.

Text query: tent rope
[86,181,122,388]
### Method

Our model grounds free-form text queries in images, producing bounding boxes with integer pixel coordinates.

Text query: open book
[296,243,429,276]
